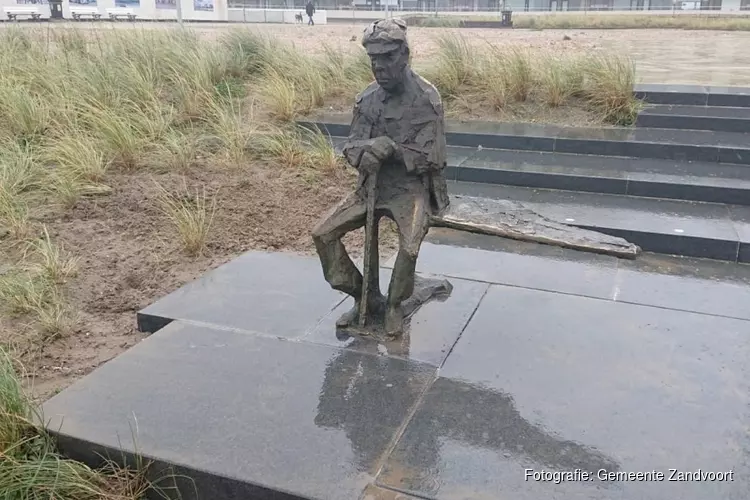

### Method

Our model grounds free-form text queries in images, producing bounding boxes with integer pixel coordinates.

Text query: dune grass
[422,32,639,125]
[156,181,217,257]
[0,348,167,499]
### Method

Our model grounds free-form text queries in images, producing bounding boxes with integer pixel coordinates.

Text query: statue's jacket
[342,69,450,215]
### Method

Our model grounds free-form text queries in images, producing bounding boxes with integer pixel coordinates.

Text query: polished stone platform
[44,230,750,500]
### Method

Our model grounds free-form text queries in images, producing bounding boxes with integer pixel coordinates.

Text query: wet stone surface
[49,233,750,499]
[378,284,750,500]
[43,321,435,500]
[304,268,488,367]
[137,250,344,337]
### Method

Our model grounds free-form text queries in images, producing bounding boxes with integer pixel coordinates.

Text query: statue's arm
[401,103,446,175]
[341,100,372,169]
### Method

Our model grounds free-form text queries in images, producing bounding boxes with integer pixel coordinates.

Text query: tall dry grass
[421,32,639,124]
[156,181,217,257]
[0,348,176,499]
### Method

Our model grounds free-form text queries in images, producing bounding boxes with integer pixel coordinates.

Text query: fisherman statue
[312,18,452,337]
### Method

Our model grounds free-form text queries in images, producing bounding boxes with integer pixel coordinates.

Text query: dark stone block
[550,137,718,163]
[377,284,750,500]
[728,205,750,262]
[446,131,555,152]
[553,138,626,157]
[43,321,436,500]
[137,251,344,337]
[304,269,488,367]
[634,84,709,105]
[416,228,750,320]
[456,165,627,195]
[739,243,750,263]
[442,165,459,182]
[707,91,750,108]
[636,113,750,134]
[625,179,750,206]
[494,183,741,261]
[718,147,750,165]
[413,229,620,300]
[445,145,476,168]
[624,142,718,163]
[581,226,739,262]
[299,120,351,138]
[615,252,750,321]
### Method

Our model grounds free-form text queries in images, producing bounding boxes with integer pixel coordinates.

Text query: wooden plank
[432,195,641,259]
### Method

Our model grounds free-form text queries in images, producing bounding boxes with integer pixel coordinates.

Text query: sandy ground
[5,22,750,86]
[5,158,399,400]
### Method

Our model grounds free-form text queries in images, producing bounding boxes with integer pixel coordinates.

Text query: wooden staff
[359,167,378,328]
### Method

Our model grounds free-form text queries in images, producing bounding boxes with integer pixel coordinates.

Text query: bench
[4,6,42,20]
[70,6,101,20]
[106,7,136,21]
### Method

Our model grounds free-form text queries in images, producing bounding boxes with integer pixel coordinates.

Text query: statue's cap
[362,18,408,55]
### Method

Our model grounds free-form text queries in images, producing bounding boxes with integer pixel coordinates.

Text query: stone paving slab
[416,228,750,321]
[378,284,750,500]
[303,267,488,367]
[49,234,750,500]
[43,321,436,500]
[137,250,344,336]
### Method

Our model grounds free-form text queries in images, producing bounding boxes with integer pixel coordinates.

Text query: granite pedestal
[43,229,750,499]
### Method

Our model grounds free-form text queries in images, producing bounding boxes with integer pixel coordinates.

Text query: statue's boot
[336,293,386,328]
[384,304,405,337]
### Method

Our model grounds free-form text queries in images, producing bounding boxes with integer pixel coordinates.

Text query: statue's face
[369,45,409,93]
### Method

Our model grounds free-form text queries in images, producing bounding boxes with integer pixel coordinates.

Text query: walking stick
[359,167,378,328]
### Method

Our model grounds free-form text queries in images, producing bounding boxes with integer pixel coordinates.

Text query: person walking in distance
[306,0,315,25]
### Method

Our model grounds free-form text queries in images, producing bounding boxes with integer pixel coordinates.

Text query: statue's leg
[312,192,366,298]
[312,192,385,327]
[384,190,431,334]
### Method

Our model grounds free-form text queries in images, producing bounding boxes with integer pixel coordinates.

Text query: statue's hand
[368,136,397,162]
[359,151,381,176]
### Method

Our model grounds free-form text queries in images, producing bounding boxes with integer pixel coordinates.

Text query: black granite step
[636,104,750,133]
[449,182,750,263]
[452,147,750,206]
[634,84,750,107]
[310,116,750,165]
[331,138,750,206]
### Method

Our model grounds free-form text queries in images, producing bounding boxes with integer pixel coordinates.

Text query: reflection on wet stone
[379,377,620,498]
[315,348,436,474]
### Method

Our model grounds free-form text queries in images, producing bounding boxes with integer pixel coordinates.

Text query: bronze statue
[312,18,452,338]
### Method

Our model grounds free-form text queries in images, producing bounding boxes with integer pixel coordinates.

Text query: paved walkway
[43,228,750,499]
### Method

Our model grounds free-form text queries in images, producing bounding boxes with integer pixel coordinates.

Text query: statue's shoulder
[354,81,380,108]
[413,73,443,114]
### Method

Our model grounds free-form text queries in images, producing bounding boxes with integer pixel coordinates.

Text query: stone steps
[634,84,750,107]
[313,117,750,164]
[316,85,750,263]
[446,147,750,206]
[331,138,750,207]
[636,104,750,133]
